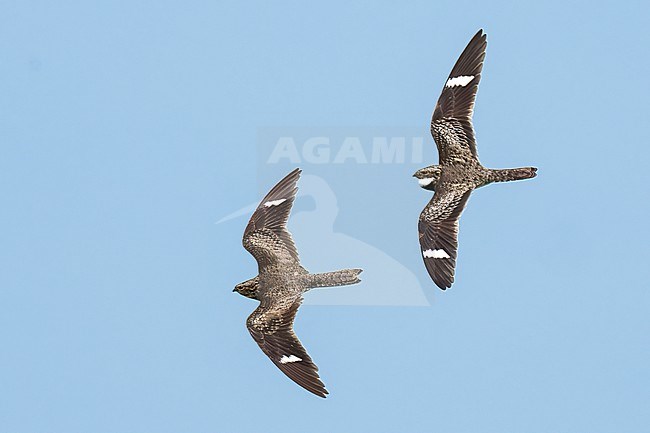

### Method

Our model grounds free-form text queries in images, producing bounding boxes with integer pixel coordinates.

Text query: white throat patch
[418,177,435,187]
[264,198,287,207]
[280,354,302,364]
[423,248,450,259]
[445,75,475,88]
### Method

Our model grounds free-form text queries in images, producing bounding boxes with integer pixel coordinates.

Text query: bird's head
[413,165,442,190]
[233,276,260,299]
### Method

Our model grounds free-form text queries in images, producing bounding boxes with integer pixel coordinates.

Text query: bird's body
[234,168,362,397]
[414,29,537,290]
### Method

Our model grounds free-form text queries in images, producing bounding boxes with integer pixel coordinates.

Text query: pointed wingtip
[288,167,302,180]
[217,168,303,225]
[471,29,487,46]
[434,276,453,291]
[435,281,450,291]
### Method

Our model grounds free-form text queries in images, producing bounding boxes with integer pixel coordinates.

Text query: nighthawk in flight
[234,168,362,397]
[414,30,537,290]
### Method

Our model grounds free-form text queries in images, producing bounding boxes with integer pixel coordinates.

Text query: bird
[234,168,362,397]
[413,29,537,290]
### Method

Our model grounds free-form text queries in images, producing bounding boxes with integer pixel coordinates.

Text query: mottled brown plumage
[414,30,537,290]
[234,168,362,397]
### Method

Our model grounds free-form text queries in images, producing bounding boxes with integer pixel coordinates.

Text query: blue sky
[1,1,649,432]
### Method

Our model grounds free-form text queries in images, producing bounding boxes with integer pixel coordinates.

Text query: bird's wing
[430,29,487,163]
[418,188,472,290]
[243,168,301,268]
[247,295,328,398]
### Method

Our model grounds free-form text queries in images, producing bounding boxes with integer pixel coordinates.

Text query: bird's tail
[304,269,363,289]
[488,167,537,183]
